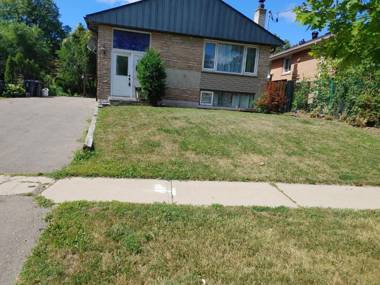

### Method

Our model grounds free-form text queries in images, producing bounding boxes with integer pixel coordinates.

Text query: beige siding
[270,49,319,82]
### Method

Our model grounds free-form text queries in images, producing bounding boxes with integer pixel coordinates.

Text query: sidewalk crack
[170,180,174,204]
[270,183,301,208]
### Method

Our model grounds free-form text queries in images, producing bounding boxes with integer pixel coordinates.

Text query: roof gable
[85,0,283,46]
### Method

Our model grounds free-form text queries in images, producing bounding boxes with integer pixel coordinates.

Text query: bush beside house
[136,49,166,106]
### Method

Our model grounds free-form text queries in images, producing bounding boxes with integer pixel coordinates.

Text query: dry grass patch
[18,202,380,284]
[54,106,380,185]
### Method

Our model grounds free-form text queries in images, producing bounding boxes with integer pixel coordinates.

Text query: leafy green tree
[295,0,380,67]
[0,0,70,52]
[56,24,96,96]
[0,22,49,80]
[137,49,166,106]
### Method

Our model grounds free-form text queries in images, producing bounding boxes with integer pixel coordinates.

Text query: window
[113,30,150,52]
[203,41,258,75]
[204,43,216,69]
[245,47,257,74]
[116,56,129,76]
[217,44,244,73]
[200,91,214,106]
[283,57,292,73]
[200,90,255,109]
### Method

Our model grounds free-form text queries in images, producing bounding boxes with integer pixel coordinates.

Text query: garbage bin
[24,80,42,97]
[0,80,4,96]
[42,88,49,97]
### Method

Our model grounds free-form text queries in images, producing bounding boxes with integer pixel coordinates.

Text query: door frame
[109,28,151,101]
[111,49,146,100]
[111,50,133,99]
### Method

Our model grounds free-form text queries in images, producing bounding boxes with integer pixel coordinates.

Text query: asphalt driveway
[0,97,96,174]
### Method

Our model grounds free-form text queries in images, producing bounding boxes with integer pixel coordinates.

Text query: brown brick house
[85,0,283,109]
[269,34,330,82]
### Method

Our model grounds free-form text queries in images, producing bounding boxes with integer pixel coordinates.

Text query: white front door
[111,52,133,98]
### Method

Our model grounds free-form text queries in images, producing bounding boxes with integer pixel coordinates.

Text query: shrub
[137,49,166,106]
[256,81,287,113]
[292,81,311,111]
[3,84,25,97]
[293,60,380,127]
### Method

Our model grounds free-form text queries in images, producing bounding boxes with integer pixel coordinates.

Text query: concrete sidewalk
[1,176,379,209]
[39,177,380,210]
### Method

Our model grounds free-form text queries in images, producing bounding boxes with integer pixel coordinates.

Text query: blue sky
[56,0,314,45]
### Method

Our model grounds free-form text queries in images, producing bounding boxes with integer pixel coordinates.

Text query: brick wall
[270,49,319,82]
[96,25,112,101]
[95,27,272,103]
[151,32,204,71]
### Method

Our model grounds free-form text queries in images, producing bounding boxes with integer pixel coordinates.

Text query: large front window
[203,41,258,75]
[113,30,150,52]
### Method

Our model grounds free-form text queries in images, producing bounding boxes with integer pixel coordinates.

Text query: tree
[0,22,49,80]
[137,49,166,106]
[294,0,380,68]
[0,0,70,52]
[56,24,96,96]
[274,39,291,53]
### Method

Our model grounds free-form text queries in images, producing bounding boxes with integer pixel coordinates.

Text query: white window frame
[200,91,214,106]
[282,57,292,74]
[202,40,259,77]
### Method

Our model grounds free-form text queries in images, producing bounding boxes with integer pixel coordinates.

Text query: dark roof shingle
[85,0,283,46]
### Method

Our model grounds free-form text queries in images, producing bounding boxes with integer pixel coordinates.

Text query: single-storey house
[85,0,283,109]
[270,33,331,82]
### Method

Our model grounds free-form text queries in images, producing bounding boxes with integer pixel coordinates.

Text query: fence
[265,80,295,112]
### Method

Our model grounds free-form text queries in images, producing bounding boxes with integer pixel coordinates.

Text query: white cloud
[278,3,297,23]
[278,10,296,23]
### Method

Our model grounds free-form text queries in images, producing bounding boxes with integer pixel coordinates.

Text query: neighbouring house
[85,0,283,110]
[269,33,331,82]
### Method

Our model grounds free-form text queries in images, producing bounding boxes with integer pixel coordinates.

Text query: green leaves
[136,49,167,106]
[295,0,380,67]
[56,24,96,96]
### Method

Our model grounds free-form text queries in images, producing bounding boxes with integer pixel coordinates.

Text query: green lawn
[54,106,380,185]
[19,202,380,284]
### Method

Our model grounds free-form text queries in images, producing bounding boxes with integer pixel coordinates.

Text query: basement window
[200,91,255,109]
[200,91,214,106]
